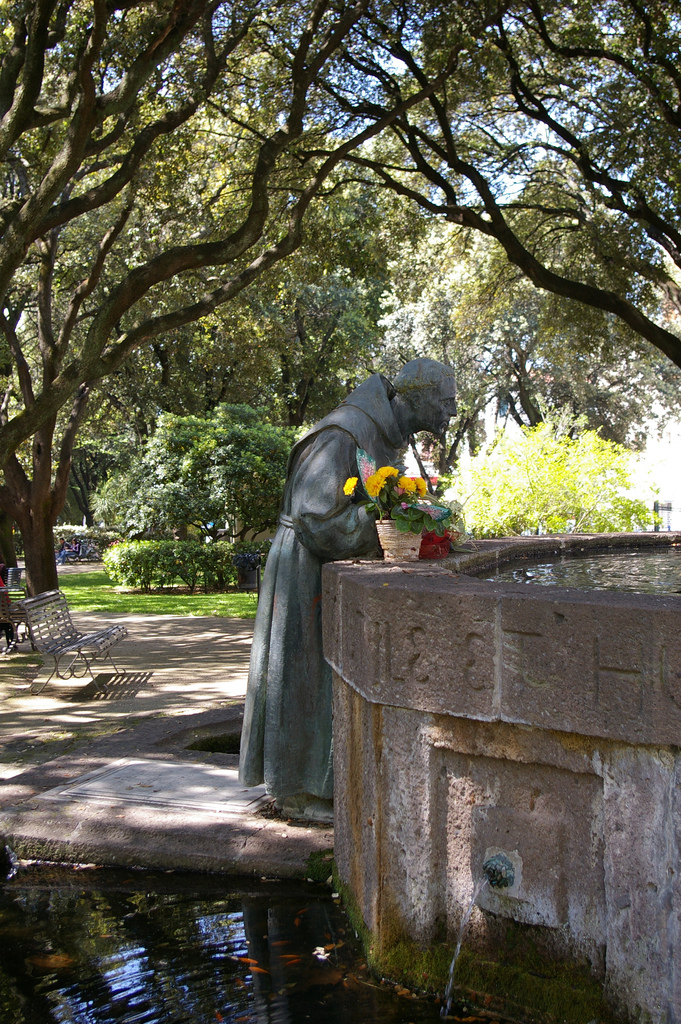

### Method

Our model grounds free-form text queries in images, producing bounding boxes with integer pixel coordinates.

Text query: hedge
[103,539,272,593]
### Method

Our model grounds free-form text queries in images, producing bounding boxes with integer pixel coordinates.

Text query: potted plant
[344,449,454,561]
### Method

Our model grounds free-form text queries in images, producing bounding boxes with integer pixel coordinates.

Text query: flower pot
[419,528,461,559]
[376,520,421,561]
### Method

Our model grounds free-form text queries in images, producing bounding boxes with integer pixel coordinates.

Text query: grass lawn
[59,570,259,618]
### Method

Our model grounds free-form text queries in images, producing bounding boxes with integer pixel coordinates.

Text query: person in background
[56,537,73,565]
[0,574,15,653]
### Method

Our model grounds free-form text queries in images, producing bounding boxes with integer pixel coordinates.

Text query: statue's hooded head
[392,358,457,437]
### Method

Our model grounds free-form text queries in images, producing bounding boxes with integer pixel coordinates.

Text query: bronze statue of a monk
[238,359,457,818]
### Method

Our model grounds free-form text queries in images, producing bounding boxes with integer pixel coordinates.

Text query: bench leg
[29,642,125,696]
[30,650,104,694]
[79,645,126,693]
[103,648,125,679]
[77,650,108,694]
[30,660,57,694]
[30,649,83,694]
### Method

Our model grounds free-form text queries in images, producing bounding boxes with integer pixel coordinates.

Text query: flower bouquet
[344,449,454,560]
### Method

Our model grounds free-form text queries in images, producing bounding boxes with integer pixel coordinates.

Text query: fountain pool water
[0,864,509,1024]
[480,545,681,593]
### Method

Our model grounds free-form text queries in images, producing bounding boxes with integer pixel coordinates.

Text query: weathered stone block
[601,747,679,1019]
[324,553,681,1023]
[324,566,499,719]
[499,591,681,745]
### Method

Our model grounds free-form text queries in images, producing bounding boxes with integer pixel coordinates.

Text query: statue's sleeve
[289,428,381,560]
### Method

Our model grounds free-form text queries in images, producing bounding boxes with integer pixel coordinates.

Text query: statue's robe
[239,374,407,802]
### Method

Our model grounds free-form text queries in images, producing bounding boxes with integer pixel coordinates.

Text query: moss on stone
[381,939,615,1024]
[305,848,335,882]
[333,871,617,1024]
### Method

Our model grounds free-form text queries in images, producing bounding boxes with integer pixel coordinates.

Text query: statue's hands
[356,506,383,557]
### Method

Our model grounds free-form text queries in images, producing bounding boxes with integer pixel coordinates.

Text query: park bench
[23,590,128,695]
[0,586,29,650]
[6,567,22,588]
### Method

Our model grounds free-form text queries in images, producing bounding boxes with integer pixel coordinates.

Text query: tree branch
[0,309,34,407]
[56,199,133,359]
[51,382,91,519]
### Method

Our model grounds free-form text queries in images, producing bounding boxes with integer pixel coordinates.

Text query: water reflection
[483,547,681,594]
[0,866,454,1024]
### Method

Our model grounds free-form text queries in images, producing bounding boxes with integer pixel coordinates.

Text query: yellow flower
[343,476,358,496]
[376,466,399,481]
[398,475,417,493]
[415,477,427,497]
[365,472,384,497]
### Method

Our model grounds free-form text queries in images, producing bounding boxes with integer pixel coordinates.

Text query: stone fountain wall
[322,536,681,1022]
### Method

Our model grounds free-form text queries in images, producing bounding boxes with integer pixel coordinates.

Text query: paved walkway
[0,610,253,780]
[0,592,334,875]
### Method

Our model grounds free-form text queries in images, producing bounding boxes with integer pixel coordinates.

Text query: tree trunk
[70,478,95,525]
[0,391,91,596]
[0,511,17,568]
[20,508,59,596]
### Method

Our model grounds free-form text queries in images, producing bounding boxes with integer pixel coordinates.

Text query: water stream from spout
[1,844,18,880]
[440,876,489,1019]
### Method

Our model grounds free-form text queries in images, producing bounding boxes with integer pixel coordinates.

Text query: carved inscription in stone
[502,628,554,689]
[353,600,497,720]
[595,638,681,711]
[366,617,392,690]
[593,637,644,712]
[463,631,487,691]
[392,625,429,684]
[500,598,681,742]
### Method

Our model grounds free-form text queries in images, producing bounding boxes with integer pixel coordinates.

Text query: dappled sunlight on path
[0,613,253,780]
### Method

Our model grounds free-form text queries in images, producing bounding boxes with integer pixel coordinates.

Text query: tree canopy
[2,0,681,587]
[336,0,681,369]
[0,0,462,590]
[379,225,681,470]
[96,405,293,540]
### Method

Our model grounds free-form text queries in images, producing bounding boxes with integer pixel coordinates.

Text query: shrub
[102,538,274,592]
[96,407,293,540]
[104,541,166,591]
[455,422,654,538]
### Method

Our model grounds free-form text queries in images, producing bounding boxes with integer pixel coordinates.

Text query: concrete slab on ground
[38,757,270,815]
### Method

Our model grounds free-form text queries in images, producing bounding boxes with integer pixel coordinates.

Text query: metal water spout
[482,853,515,889]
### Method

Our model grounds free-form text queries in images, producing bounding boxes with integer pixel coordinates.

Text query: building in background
[637,418,681,531]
